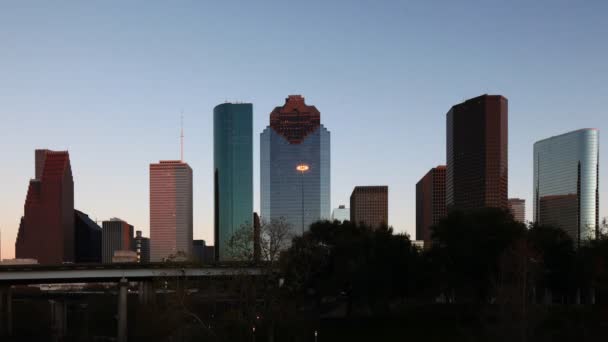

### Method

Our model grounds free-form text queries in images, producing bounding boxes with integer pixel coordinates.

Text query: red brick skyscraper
[416,166,446,245]
[16,149,74,264]
[446,94,508,211]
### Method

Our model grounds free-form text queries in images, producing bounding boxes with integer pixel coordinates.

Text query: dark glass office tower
[416,166,446,245]
[214,103,253,261]
[446,94,508,211]
[534,129,600,246]
[74,210,102,263]
[261,95,330,236]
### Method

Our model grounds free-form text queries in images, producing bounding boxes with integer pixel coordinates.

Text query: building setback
[214,103,254,261]
[74,210,102,263]
[101,219,133,264]
[446,94,508,211]
[416,166,446,245]
[350,186,389,228]
[508,198,526,223]
[260,95,330,236]
[150,160,193,261]
[16,149,74,264]
[534,129,600,246]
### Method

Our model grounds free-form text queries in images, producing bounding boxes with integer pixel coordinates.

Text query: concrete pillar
[118,277,128,342]
[138,281,154,305]
[50,299,67,342]
[0,286,12,337]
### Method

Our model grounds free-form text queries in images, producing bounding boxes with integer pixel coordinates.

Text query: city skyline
[1,1,608,259]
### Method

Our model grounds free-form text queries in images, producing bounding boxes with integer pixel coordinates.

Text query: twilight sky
[1,1,607,259]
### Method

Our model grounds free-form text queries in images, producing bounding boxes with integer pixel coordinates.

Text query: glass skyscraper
[214,103,253,261]
[260,95,330,236]
[534,128,600,246]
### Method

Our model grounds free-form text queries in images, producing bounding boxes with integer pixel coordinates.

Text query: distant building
[192,240,215,264]
[0,259,38,265]
[261,95,331,236]
[416,166,446,245]
[350,186,388,228]
[508,198,526,223]
[74,210,102,263]
[16,149,74,264]
[412,240,425,249]
[150,160,193,262]
[102,218,134,264]
[112,250,138,263]
[534,129,600,246]
[331,205,350,222]
[446,94,508,211]
[134,230,150,264]
[214,103,254,261]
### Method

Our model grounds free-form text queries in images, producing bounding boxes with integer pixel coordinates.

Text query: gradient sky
[1,1,607,260]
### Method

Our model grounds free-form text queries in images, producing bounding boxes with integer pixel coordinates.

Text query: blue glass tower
[214,103,253,261]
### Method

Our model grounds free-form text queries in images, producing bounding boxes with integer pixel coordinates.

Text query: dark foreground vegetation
[7,209,608,341]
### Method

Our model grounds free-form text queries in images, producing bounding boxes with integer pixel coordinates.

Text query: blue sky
[1,0,607,259]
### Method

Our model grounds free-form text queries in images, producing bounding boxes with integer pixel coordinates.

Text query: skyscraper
[416,166,446,245]
[260,95,330,235]
[150,160,193,261]
[214,103,253,261]
[101,218,133,264]
[350,186,389,228]
[508,198,526,223]
[331,205,350,222]
[16,149,74,264]
[134,230,150,264]
[534,129,599,246]
[446,94,508,211]
[74,210,102,263]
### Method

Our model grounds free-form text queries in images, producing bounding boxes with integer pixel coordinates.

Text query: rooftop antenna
[180,111,184,162]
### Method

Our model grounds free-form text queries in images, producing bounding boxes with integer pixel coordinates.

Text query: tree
[226,217,294,263]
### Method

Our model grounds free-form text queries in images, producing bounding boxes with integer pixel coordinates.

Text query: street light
[252,326,256,342]
[314,330,318,342]
[296,163,310,234]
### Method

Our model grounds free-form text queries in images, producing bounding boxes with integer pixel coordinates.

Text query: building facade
[16,149,74,264]
[150,160,193,261]
[260,95,330,235]
[193,240,215,264]
[446,94,508,211]
[134,230,150,264]
[214,103,253,261]
[350,186,389,228]
[416,166,446,245]
[508,198,526,223]
[101,218,134,264]
[534,129,600,246]
[74,210,102,263]
[331,205,350,222]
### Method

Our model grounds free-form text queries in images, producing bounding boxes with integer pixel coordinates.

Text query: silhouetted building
[416,166,446,245]
[16,149,74,264]
[446,94,508,211]
[261,95,330,236]
[102,218,134,264]
[214,103,254,261]
[331,205,350,222]
[193,240,215,264]
[534,129,600,246]
[134,230,150,264]
[350,186,388,228]
[74,210,102,263]
[508,198,526,223]
[253,212,261,262]
[150,160,193,261]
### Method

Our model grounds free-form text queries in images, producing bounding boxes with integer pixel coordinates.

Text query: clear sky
[1,1,607,259]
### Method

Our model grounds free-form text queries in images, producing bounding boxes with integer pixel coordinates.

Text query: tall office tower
[150,160,193,261]
[350,186,389,228]
[16,149,74,264]
[331,205,350,222]
[214,103,253,261]
[416,166,446,245]
[74,210,102,263]
[446,94,508,211]
[508,198,526,223]
[534,129,600,246]
[134,230,150,264]
[101,218,134,264]
[261,95,331,235]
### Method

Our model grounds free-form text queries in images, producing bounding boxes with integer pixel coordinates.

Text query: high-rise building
[416,166,446,245]
[150,160,193,261]
[508,198,526,223]
[261,95,330,235]
[350,186,389,228]
[101,218,134,264]
[214,103,254,261]
[74,210,102,263]
[134,230,150,264]
[192,240,215,264]
[16,149,74,264]
[446,94,508,211]
[534,129,600,246]
[331,205,350,222]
